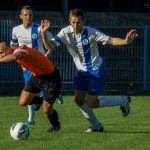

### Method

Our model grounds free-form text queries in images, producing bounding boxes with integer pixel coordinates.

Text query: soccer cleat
[24,120,35,126]
[120,96,131,117]
[47,123,61,132]
[57,95,64,104]
[85,126,104,133]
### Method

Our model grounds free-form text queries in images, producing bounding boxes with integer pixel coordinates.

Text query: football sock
[47,109,60,126]
[80,103,102,129]
[99,96,128,107]
[27,105,35,122]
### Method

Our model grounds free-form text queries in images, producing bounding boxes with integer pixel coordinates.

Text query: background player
[10,5,63,126]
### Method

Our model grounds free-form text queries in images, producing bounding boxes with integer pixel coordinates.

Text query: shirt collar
[70,25,85,35]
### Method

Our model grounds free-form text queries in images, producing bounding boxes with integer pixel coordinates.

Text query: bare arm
[40,19,57,53]
[0,54,17,63]
[107,29,138,46]
[0,52,23,63]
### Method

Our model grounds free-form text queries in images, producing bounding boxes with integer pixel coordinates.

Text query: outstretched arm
[40,19,57,52]
[0,51,24,63]
[0,54,17,63]
[107,29,138,46]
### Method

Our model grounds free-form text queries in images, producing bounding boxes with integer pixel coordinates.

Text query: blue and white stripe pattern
[52,25,109,76]
[31,23,38,49]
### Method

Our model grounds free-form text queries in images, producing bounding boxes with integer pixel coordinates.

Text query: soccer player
[0,42,61,132]
[10,5,63,126]
[40,8,137,132]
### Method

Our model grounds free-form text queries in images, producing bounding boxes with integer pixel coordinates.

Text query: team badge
[32,33,38,39]
[82,39,89,45]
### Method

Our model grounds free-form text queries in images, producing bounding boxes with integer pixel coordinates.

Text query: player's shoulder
[12,24,23,30]
[33,23,40,27]
[61,25,71,33]
[85,26,103,36]
[85,26,98,32]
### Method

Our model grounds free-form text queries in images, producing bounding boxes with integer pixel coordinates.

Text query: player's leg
[19,90,44,126]
[25,105,35,125]
[74,90,103,132]
[43,101,61,132]
[19,90,38,106]
[42,68,61,132]
[86,76,131,117]
[86,60,131,117]
[74,71,103,132]
[56,94,64,104]
[22,70,36,125]
[56,69,63,104]
[32,91,44,111]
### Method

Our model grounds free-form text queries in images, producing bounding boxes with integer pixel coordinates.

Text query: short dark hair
[69,8,84,20]
[20,5,32,12]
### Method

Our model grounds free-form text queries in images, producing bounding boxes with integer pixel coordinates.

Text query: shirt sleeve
[10,27,18,45]
[46,31,53,39]
[94,29,109,45]
[51,29,64,46]
[13,48,28,60]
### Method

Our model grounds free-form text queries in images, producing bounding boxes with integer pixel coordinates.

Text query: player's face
[0,42,13,57]
[69,16,85,34]
[20,9,33,28]
[0,45,11,57]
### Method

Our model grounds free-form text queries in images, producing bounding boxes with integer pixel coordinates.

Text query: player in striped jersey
[10,5,63,126]
[0,42,61,132]
[40,8,137,132]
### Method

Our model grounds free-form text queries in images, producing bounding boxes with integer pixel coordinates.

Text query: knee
[19,100,28,106]
[86,100,93,108]
[43,102,53,115]
[74,97,85,106]
[86,98,99,108]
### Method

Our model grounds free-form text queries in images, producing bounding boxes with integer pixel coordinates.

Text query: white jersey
[52,25,109,75]
[11,23,53,54]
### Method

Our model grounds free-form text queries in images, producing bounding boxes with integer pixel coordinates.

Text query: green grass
[0,96,150,150]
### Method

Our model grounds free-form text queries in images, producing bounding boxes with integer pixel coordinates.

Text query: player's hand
[40,19,51,33]
[0,53,5,58]
[125,29,138,44]
[45,51,51,58]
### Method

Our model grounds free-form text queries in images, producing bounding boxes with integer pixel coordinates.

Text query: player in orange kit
[0,42,61,132]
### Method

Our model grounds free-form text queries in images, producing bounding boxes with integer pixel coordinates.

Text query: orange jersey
[13,45,54,76]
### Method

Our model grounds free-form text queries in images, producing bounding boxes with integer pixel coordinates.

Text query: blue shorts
[23,69,44,97]
[74,61,106,96]
[23,70,32,84]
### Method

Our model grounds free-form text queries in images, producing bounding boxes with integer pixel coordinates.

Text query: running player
[40,8,137,132]
[10,5,63,126]
[0,42,61,132]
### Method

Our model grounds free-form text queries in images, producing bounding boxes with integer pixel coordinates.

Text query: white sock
[27,105,35,122]
[27,91,43,122]
[80,103,102,129]
[99,96,128,107]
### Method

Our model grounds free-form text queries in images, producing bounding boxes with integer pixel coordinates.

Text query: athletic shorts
[23,69,32,84]
[23,68,61,104]
[74,61,106,96]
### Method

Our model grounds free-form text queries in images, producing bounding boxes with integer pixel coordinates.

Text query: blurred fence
[0,18,150,95]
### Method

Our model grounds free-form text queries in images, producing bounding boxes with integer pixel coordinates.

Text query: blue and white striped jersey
[11,23,53,54]
[52,25,109,75]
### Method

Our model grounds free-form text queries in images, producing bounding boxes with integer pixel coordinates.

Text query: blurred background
[0,0,150,95]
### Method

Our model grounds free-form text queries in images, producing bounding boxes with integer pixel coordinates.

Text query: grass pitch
[0,96,150,150]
